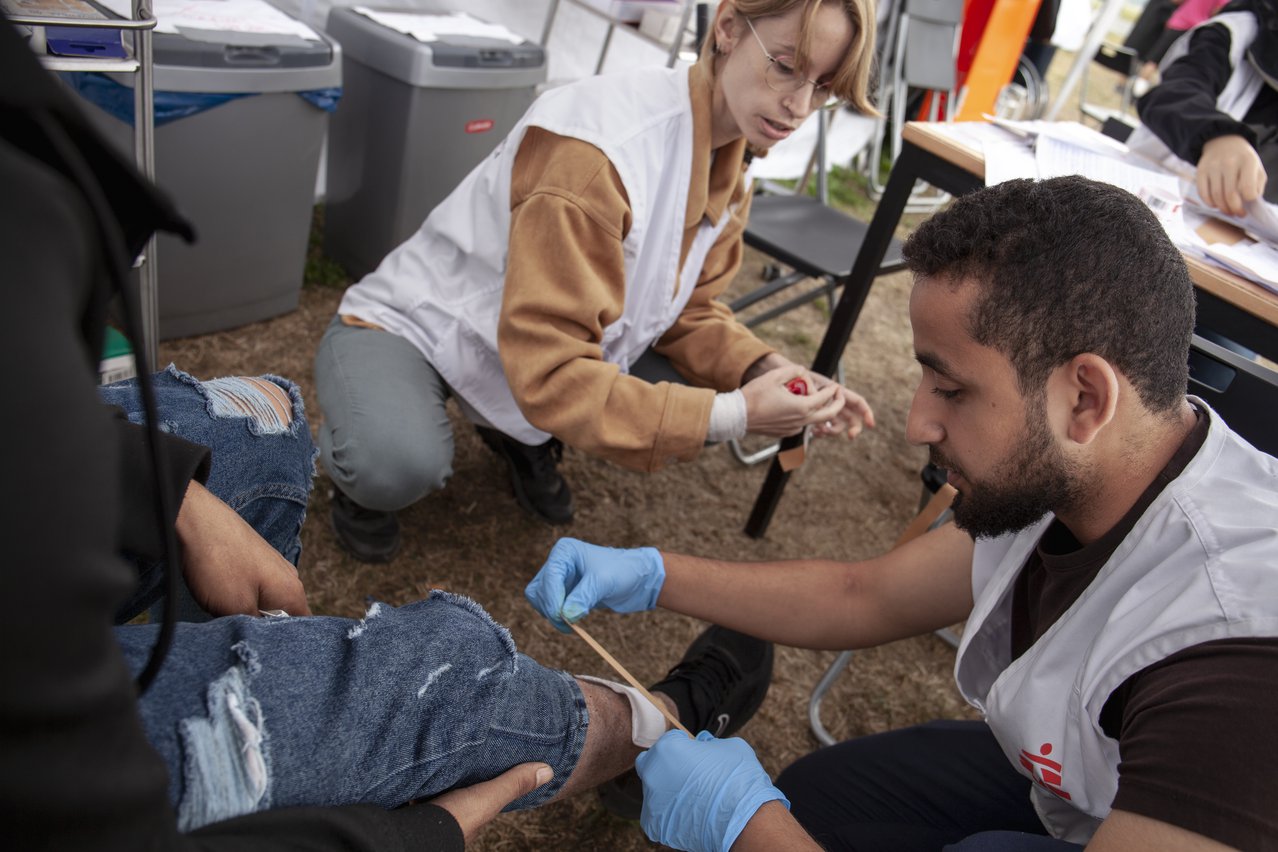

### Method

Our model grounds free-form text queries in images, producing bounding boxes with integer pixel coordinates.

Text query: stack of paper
[1203,241,1278,294]
[934,117,1278,292]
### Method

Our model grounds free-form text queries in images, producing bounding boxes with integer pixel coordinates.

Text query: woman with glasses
[315,0,879,563]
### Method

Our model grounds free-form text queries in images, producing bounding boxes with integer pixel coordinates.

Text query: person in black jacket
[1135,0,1278,214]
[0,14,771,850]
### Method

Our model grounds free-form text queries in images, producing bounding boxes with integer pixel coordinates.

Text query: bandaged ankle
[578,675,673,747]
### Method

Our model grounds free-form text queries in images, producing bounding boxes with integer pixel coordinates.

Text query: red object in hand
[786,378,809,396]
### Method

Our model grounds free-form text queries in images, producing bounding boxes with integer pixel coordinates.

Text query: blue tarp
[63,72,341,127]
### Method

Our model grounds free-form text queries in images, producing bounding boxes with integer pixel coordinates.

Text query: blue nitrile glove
[635,730,790,852]
[524,537,665,633]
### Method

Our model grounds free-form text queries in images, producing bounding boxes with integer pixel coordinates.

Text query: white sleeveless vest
[1128,12,1264,177]
[338,66,747,444]
[954,400,1278,843]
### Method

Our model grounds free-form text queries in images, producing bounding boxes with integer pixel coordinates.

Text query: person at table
[314,0,878,562]
[526,176,1278,851]
[1133,0,1278,215]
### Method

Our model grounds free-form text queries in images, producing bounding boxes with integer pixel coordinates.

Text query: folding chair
[867,0,964,213]
[1077,41,1141,129]
[732,158,908,331]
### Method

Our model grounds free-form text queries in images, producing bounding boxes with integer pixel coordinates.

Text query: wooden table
[745,120,1278,538]
[904,122,1278,362]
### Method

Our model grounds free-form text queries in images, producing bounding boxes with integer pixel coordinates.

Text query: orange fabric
[956,0,1043,121]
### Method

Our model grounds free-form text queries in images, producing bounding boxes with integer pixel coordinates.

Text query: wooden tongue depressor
[894,483,958,548]
[566,619,694,738]
[563,485,958,740]
[564,485,958,743]
[777,426,812,472]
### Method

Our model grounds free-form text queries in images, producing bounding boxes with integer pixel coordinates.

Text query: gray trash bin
[70,22,341,339]
[322,6,547,279]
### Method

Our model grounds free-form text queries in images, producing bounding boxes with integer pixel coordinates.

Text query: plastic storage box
[70,16,340,339]
[322,6,547,279]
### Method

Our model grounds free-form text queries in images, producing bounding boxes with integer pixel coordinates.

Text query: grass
[304,206,351,292]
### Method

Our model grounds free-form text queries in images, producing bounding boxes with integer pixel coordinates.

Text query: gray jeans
[314,315,681,511]
[313,317,461,512]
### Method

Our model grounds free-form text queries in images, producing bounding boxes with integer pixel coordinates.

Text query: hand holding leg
[175,480,311,617]
[428,763,554,843]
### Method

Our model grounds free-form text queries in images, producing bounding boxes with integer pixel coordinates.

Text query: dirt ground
[155,48,1124,848]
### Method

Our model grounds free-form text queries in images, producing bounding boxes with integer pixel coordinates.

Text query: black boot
[330,488,401,563]
[476,425,575,524]
[598,626,774,819]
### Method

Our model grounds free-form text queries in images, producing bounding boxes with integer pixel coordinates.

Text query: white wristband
[707,390,748,443]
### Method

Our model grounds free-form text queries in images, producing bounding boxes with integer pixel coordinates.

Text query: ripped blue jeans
[99,365,316,622]
[114,592,588,830]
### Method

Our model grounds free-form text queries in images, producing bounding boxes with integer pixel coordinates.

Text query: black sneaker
[598,626,774,820]
[330,488,400,563]
[475,425,574,524]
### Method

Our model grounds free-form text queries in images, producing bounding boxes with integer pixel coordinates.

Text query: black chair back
[1188,333,1278,457]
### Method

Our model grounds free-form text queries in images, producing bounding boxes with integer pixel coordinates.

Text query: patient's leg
[546,678,675,800]
[102,367,316,624]
[116,591,767,831]
[114,592,675,830]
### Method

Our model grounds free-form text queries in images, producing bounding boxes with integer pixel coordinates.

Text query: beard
[931,400,1084,540]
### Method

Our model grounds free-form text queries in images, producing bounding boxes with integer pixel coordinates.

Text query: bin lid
[95,0,340,92]
[327,6,546,90]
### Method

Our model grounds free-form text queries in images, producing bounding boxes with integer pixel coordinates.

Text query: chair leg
[808,649,855,746]
[727,437,780,466]
[742,274,841,329]
[730,269,808,314]
[807,487,958,745]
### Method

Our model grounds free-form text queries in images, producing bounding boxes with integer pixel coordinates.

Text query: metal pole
[133,0,160,367]
[1044,0,1126,121]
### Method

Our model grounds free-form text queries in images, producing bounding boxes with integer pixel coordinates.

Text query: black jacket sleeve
[0,14,463,851]
[1136,20,1257,164]
[113,411,211,559]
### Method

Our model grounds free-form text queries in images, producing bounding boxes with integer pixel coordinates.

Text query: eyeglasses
[743,16,843,111]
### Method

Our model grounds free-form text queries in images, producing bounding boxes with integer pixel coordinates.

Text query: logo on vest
[1019,742,1072,800]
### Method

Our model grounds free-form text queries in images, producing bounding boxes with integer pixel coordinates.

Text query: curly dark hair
[901,176,1194,415]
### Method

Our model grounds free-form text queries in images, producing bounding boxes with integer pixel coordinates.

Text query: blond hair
[701,0,879,116]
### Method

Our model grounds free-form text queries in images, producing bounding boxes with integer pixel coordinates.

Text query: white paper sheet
[97,0,320,39]
[353,7,523,44]
[1203,240,1278,292]
[1034,135,1181,199]
[982,138,1038,185]
[927,119,1278,292]
[1179,184,1278,246]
